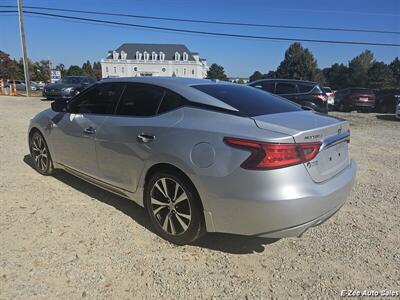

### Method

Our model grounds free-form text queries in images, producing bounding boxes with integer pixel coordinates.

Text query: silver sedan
[28,77,356,245]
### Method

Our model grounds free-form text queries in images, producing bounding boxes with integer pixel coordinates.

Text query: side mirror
[51,98,68,112]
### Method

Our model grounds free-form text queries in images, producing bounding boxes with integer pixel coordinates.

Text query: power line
[0,4,399,35]
[1,10,399,47]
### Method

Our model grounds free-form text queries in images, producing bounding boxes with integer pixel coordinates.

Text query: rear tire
[144,170,205,245]
[29,131,54,175]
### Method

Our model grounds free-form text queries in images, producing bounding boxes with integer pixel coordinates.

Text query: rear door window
[157,90,185,114]
[298,84,314,93]
[117,83,165,117]
[275,82,297,94]
[191,84,301,117]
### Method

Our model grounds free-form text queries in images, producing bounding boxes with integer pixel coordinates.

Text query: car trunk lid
[252,110,350,182]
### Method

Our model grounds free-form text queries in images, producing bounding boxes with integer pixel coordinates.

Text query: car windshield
[191,84,301,117]
[351,89,374,94]
[58,77,82,84]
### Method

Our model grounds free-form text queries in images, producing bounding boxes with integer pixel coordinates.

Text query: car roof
[249,78,318,85]
[99,77,239,111]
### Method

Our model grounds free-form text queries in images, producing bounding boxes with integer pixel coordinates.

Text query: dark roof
[107,43,196,61]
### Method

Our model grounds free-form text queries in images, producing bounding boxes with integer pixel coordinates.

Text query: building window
[192,69,194,75]
[114,67,116,73]
[134,67,138,72]
[183,52,188,61]
[162,68,166,72]
[121,51,127,60]
[184,68,186,75]
[159,52,165,61]
[112,51,119,60]
[136,51,142,61]
[144,51,149,61]
[152,52,157,61]
[175,52,180,61]
[106,67,109,73]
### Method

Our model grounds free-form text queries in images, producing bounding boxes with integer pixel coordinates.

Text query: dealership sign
[50,70,61,83]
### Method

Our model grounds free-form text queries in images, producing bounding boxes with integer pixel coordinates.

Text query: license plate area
[305,142,350,183]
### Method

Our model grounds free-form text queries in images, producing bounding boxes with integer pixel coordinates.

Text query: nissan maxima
[28,77,356,245]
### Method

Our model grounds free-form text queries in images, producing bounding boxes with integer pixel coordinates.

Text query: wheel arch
[143,162,205,213]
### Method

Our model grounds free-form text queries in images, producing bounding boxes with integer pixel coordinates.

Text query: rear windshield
[323,87,332,93]
[191,84,301,117]
[351,89,374,94]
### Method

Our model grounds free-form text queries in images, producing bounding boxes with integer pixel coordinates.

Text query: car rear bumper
[200,160,356,237]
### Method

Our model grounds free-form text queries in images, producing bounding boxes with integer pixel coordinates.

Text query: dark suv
[248,79,328,113]
[374,89,400,113]
[43,76,96,100]
[334,88,375,112]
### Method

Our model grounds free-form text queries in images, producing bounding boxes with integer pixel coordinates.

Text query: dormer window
[136,51,142,61]
[152,52,158,61]
[175,52,180,61]
[159,52,165,61]
[112,51,119,60]
[144,51,149,61]
[120,50,127,60]
[183,52,188,61]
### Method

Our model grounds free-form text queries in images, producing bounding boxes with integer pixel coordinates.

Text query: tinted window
[250,81,275,93]
[298,84,314,93]
[192,84,301,117]
[275,83,297,94]
[323,87,332,93]
[158,90,185,114]
[73,83,124,114]
[117,84,165,116]
[59,77,82,84]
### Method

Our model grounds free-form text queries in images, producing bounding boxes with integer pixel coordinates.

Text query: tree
[65,65,83,76]
[367,61,393,89]
[92,61,102,80]
[0,50,18,79]
[82,60,94,77]
[249,70,264,82]
[276,42,319,81]
[348,50,374,87]
[323,63,349,90]
[389,57,400,87]
[265,70,277,79]
[206,63,228,80]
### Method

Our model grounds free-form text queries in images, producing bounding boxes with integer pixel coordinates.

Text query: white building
[101,43,208,79]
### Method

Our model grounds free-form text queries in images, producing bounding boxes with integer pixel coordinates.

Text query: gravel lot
[1,96,399,299]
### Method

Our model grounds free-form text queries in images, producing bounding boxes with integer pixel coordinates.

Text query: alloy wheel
[150,177,192,236]
[31,133,49,172]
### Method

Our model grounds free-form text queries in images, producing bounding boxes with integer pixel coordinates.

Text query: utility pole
[18,0,31,97]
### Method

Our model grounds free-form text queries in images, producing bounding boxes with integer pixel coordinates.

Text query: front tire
[29,131,54,175]
[144,170,205,245]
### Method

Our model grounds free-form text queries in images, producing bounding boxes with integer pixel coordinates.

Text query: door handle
[137,133,155,143]
[83,126,96,135]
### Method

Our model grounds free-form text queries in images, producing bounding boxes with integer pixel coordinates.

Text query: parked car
[323,87,335,110]
[28,78,356,245]
[374,89,400,113]
[248,79,329,114]
[396,98,400,120]
[43,76,96,100]
[32,81,46,90]
[334,88,376,112]
[5,80,37,91]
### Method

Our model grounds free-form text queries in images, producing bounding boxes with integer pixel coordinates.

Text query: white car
[396,98,400,119]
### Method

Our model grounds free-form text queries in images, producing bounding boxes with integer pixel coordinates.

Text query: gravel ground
[1,96,399,299]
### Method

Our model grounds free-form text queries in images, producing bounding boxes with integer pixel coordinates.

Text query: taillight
[312,94,328,102]
[224,137,321,170]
